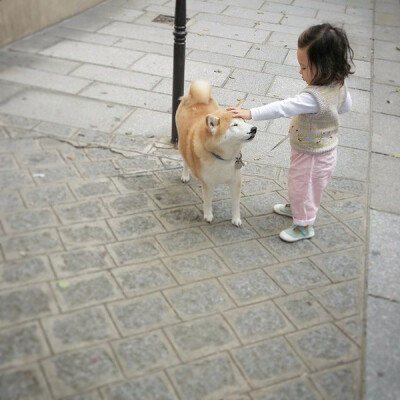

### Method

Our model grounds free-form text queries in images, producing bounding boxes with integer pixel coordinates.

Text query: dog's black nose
[247,126,257,141]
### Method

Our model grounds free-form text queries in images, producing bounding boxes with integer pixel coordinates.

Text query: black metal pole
[171,0,186,143]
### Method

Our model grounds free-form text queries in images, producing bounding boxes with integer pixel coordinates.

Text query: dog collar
[211,152,226,160]
[210,152,245,169]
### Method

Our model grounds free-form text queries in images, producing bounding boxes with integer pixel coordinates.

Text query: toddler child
[227,23,354,242]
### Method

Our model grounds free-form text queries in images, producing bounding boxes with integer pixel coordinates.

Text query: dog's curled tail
[189,80,211,105]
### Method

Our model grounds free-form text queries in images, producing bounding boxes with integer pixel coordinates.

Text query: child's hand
[226,107,252,120]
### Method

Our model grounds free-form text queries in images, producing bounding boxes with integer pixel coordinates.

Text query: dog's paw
[231,217,242,227]
[204,213,213,223]
[181,175,190,183]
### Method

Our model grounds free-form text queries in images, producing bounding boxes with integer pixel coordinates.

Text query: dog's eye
[233,123,238,127]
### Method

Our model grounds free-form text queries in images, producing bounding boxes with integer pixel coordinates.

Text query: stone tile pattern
[0,0,374,399]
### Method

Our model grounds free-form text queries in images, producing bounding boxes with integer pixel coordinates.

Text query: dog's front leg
[230,175,242,227]
[202,183,213,223]
[181,160,190,183]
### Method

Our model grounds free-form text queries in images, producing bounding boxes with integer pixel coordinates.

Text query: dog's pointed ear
[206,115,219,135]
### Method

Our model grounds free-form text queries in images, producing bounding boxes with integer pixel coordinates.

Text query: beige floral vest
[289,84,348,154]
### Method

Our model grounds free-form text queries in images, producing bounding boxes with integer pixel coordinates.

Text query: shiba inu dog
[175,81,257,226]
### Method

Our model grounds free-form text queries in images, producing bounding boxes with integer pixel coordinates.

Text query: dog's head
[205,111,257,145]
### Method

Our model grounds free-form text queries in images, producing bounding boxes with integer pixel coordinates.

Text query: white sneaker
[280,225,315,242]
[273,203,292,217]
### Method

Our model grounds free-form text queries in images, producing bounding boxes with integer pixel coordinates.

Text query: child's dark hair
[298,23,354,86]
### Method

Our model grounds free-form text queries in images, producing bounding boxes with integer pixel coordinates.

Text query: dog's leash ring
[235,152,245,169]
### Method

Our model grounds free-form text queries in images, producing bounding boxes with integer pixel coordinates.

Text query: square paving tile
[215,239,278,271]
[3,208,58,233]
[69,178,119,199]
[42,344,123,398]
[311,280,362,319]
[310,247,364,283]
[201,220,258,245]
[0,170,34,191]
[51,272,123,311]
[189,181,232,202]
[107,293,179,336]
[323,197,366,221]
[247,213,291,237]
[0,283,58,328]
[76,160,120,178]
[0,190,24,210]
[311,223,363,252]
[232,337,307,388]
[314,206,338,227]
[155,168,185,186]
[2,228,63,260]
[16,150,63,167]
[164,315,239,362]
[58,221,115,250]
[111,259,176,297]
[224,68,274,95]
[164,249,230,284]
[335,316,364,346]
[220,269,283,306]
[101,372,178,400]
[42,305,119,353]
[103,192,157,216]
[0,256,54,289]
[327,177,367,197]
[242,163,280,180]
[116,155,164,174]
[0,364,51,400]
[31,165,78,184]
[311,361,361,400]
[266,259,330,294]
[111,173,163,192]
[259,235,321,262]
[50,246,114,278]
[242,192,287,216]
[224,301,295,344]
[107,237,166,265]
[274,291,331,330]
[148,185,200,209]
[251,378,323,400]
[241,176,282,196]
[40,39,142,68]
[107,212,165,240]
[168,353,249,400]
[344,217,367,239]
[164,279,234,320]
[154,206,204,230]
[156,228,213,256]
[0,321,50,370]
[111,330,179,377]
[287,323,359,371]
[54,199,109,224]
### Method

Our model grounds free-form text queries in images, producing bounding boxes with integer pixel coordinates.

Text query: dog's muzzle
[247,126,257,140]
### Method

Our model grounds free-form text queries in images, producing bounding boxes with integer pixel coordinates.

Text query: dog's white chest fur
[201,158,239,185]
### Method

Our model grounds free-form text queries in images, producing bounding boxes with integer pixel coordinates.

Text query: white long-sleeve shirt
[250,91,352,121]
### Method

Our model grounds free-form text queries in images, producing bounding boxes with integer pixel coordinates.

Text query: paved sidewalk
[0,0,399,399]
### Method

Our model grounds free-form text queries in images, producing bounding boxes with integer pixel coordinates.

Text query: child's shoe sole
[280,225,314,242]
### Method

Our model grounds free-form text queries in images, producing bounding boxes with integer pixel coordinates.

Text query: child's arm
[227,93,318,121]
[226,108,252,120]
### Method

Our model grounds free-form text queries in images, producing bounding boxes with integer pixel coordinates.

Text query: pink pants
[288,148,337,226]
